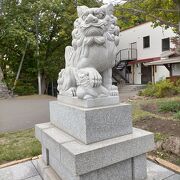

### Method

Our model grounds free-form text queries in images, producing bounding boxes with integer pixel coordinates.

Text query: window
[162,38,170,51]
[143,36,150,48]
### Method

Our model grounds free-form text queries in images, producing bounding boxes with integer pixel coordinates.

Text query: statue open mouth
[83,26,104,36]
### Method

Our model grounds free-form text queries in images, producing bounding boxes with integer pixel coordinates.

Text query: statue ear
[77,6,88,17]
[102,4,114,15]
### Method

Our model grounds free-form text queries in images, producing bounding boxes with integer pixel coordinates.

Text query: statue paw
[67,87,77,96]
[108,85,119,96]
[60,87,77,97]
[88,69,102,88]
[83,95,94,100]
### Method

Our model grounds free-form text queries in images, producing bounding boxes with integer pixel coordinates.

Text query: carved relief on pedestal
[57,4,120,99]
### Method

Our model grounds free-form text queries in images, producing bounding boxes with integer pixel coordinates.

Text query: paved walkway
[0,88,141,133]
[0,159,179,180]
[0,95,56,133]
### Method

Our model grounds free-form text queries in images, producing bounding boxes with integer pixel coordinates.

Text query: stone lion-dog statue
[57,4,120,99]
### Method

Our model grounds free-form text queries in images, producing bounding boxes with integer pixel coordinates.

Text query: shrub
[174,111,180,120]
[139,80,179,98]
[158,101,180,113]
[174,79,180,93]
[14,81,37,96]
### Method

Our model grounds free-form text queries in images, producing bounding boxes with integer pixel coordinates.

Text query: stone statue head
[75,4,117,37]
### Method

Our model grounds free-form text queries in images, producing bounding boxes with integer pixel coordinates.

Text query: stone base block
[35,123,154,180]
[57,95,120,108]
[37,157,135,180]
[50,101,133,144]
[37,158,62,180]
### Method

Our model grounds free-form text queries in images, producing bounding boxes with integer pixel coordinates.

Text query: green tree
[115,0,180,33]
[0,0,101,95]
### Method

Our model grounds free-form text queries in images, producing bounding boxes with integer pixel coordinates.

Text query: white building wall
[128,72,133,84]
[119,22,176,59]
[172,64,180,76]
[119,22,177,84]
[154,66,169,82]
[134,64,141,84]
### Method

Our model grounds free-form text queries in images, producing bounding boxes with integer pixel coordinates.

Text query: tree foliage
[0,0,101,95]
[115,0,180,33]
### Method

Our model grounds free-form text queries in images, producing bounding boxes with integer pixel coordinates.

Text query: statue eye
[82,14,87,20]
[95,13,105,19]
[82,12,89,20]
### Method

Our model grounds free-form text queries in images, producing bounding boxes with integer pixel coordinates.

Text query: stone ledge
[50,101,133,144]
[35,123,154,176]
[57,95,120,108]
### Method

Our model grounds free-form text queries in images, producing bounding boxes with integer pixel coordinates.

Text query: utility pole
[35,14,42,95]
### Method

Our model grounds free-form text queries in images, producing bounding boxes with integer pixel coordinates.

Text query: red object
[128,57,160,64]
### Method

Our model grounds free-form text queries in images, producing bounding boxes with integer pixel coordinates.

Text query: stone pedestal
[35,99,154,180]
[0,82,10,99]
[50,101,132,144]
[0,68,10,99]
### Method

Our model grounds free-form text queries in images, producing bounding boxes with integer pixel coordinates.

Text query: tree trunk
[41,74,48,94]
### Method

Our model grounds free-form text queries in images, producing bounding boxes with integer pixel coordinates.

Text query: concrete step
[119,85,146,93]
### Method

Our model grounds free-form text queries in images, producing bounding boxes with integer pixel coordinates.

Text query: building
[116,22,180,84]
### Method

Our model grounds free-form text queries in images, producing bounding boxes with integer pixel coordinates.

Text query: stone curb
[147,155,180,173]
[0,155,41,169]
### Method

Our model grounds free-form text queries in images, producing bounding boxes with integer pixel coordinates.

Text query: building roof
[120,22,151,32]
[144,57,180,66]
[128,57,160,65]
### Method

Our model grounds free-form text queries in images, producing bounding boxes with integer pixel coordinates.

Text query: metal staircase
[113,48,137,85]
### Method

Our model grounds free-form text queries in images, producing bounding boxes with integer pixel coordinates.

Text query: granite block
[44,168,62,180]
[42,146,49,165]
[36,158,49,179]
[35,122,53,142]
[26,175,43,180]
[50,101,133,144]
[57,95,119,108]
[49,152,76,180]
[41,127,74,162]
[165,174,180,180]
[60,128,154,175]
[0,161,38,180]
[132,154,147,180]
[146,161,175,180]
[36,124,154,176]
[38,157,133,180]
[37,158,62,180]
[79,159,132,180]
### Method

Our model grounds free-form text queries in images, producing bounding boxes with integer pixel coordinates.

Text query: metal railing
[113,48,137,84]
[116,48,137,65]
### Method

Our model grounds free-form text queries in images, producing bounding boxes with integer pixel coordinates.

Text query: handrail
[116,48,137,66]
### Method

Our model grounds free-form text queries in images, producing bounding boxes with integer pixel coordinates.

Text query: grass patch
[131,96,180,166]
[0,128,41,165]
[174,111,180,120]
[158,101,180,113]
[131,96,180,122]
[154,133,167,142]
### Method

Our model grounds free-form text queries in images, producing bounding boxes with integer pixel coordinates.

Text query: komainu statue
[57,4,120,99]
